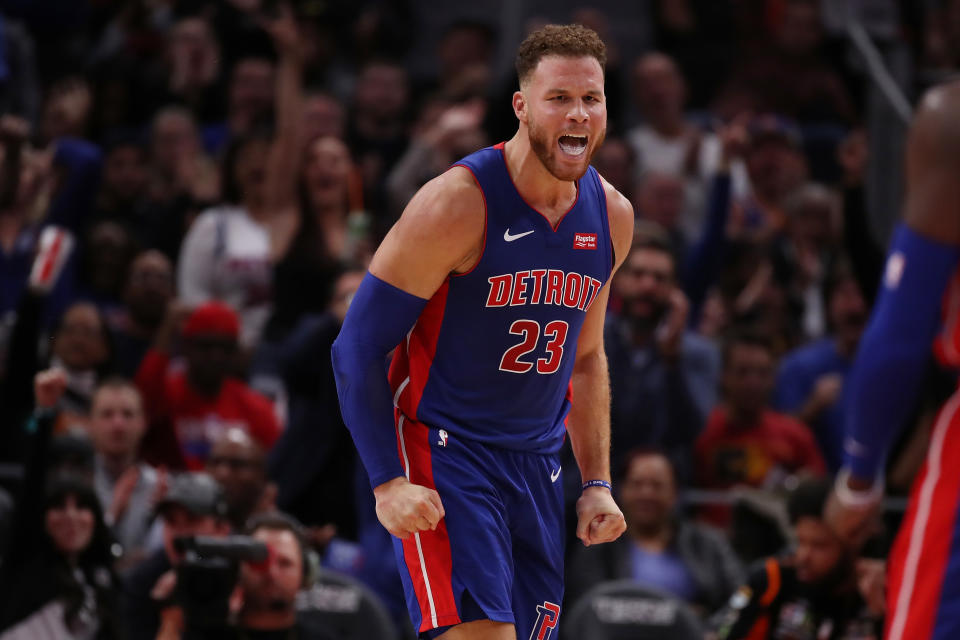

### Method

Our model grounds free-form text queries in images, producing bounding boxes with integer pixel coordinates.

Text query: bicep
[368,168,484,299]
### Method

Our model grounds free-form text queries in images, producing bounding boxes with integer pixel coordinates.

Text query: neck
[240,608,296,631]
[503,132,577,222]
[100,452,136,479]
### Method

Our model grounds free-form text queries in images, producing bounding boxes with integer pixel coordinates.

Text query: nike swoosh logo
[504,228,535,242]
[550,467,561,483]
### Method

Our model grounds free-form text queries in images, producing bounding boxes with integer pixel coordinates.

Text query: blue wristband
[582,479,612,492]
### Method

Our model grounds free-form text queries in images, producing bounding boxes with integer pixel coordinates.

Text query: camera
[173,535,269,637]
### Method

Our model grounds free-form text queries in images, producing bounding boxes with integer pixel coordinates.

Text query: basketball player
[826,80,960,640]
[332,24,632,640]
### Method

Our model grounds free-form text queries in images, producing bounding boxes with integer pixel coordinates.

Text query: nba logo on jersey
[438,429,449,447]
[573,233,597,250]
[529,601,560,640]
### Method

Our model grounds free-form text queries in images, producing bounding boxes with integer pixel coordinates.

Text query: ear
[512,90,527,124]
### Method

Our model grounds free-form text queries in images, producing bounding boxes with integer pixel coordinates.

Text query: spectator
[695,332,826,523]
[606,229,720,479]
[591,136,635,203]
[206,427,276,531]
[153,16,225,125]
[146,107,220,213]
[177,9,304,347]
[77,219,137,319]
[87,377,160,564]
[347,59,411,219]
[710,478,883,639]
[775,263,868,471]
[142,107,219,262]
[0,370,121,639]
[121,472,231,640]
[385,98,487,222]
[135,300,281,470]
[770,183,842,341]
[269,134,367,337]
[48,301,113,431]
[111,250,175,378]
[230,512,337,640]
[566,449,743,614]
[730,114,808,243]
[715,0,856,124]
[222,54,276,146]
[626,52,747,240]
[0,475,122,639]
[39,77,92,143]
[633,170,687,259]
[0,15,40,125]
[432,20,496,100]
[254,268,363,537]
[32,370,161,564]
[302,91,345,142]
[92,134,150,228]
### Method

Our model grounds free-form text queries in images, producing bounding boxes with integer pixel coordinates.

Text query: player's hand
[824,473,882,550]
[373,477,445,540]
[576,486,626,547]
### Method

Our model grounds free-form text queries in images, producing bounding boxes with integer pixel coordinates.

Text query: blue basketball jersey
[388,143,613,453]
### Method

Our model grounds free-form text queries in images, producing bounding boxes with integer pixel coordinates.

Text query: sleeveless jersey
[387,143,614,454]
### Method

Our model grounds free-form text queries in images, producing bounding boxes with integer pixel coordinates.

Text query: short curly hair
[515,23,607,87]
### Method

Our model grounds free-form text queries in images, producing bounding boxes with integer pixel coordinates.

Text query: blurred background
[0,0,951,638]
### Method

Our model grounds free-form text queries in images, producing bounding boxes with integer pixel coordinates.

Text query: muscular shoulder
[905,81,960,243]
[369,165,485,298]
[599,175,634,271]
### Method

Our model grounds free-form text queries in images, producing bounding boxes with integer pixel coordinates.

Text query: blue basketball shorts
[390,414,566,639]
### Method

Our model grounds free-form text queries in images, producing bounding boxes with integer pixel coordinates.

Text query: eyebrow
[546,88,603,95]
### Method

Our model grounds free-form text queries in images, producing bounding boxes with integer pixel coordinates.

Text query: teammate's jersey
[387,143,613,454]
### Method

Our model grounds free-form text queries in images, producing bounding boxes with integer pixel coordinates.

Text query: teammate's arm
[331,167,484,539]
[827,82,960,544]
[567,178,633,547]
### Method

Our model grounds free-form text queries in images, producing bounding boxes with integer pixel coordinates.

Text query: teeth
[559,135,587,156]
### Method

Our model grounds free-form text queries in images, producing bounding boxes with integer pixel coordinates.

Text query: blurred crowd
[0,0,955,638]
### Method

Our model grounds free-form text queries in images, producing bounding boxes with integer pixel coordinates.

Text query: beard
[527,115,605,182]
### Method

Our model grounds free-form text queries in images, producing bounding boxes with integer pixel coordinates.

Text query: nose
[567,99,588,123]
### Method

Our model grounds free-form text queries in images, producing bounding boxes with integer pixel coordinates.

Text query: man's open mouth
[558,134,588,156]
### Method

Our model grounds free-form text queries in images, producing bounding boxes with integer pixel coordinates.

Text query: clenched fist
[373,476,446,539]
[576,486,626,547]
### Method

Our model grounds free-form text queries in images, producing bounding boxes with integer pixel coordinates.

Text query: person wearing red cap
[134,299,281,470]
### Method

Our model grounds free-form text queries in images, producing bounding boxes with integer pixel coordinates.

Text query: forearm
[844,225,960,480]
[331,273,425,488]
[264,53,303,210]
[567,350,612,483]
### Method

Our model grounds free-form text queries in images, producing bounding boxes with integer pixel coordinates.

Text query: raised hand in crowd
[33,367,67,409]
[655,288,690,361]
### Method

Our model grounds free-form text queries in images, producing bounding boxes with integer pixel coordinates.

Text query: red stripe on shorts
[396,416,460,632]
